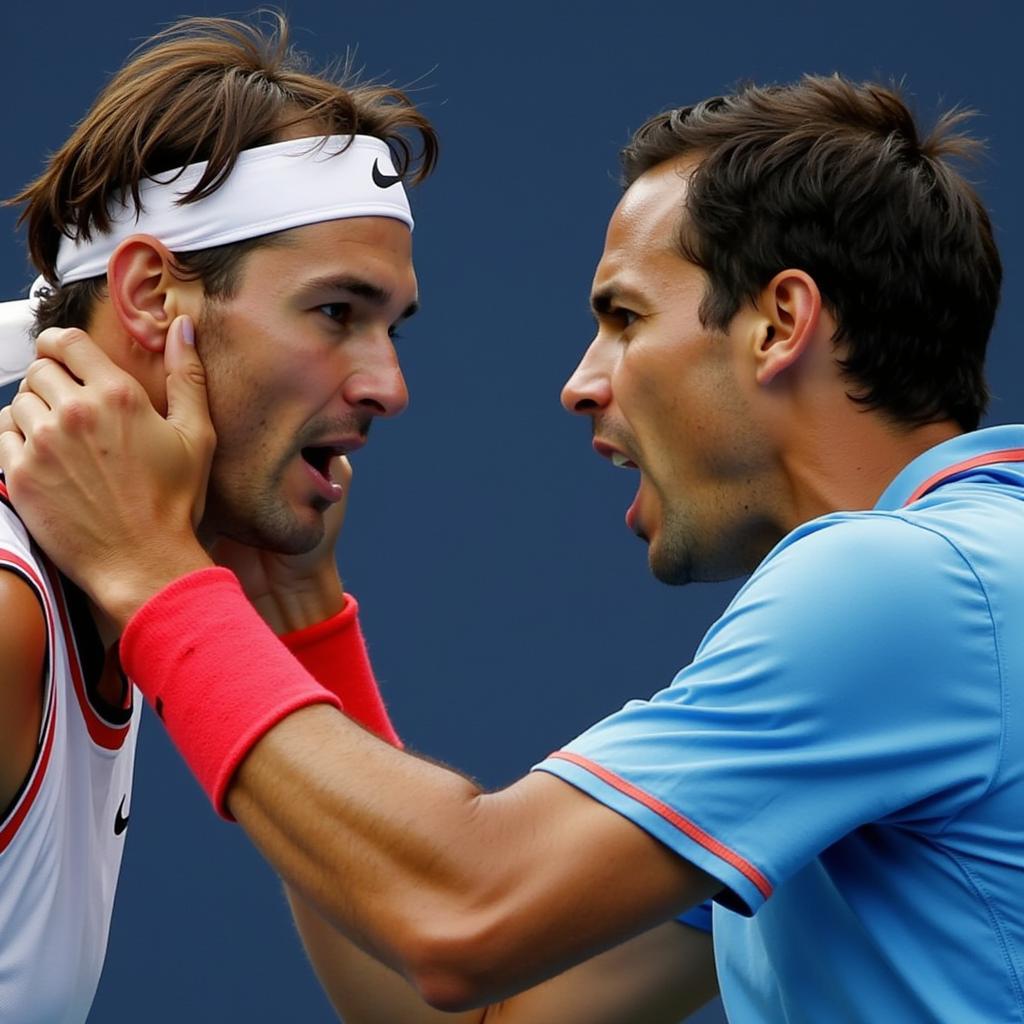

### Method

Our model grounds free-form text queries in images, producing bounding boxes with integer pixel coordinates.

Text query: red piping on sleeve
[548,750,773,901]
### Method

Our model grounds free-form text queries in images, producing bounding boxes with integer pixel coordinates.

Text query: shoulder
[697,511,996,694]
[0,569,47,702]
[737,510,979,623]
[768,509,966,587]
[0,506,50,814]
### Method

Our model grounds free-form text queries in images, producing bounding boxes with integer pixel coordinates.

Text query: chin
[250,510,326,555]
[206,493,326,555]
[647,513,739,586]
[649,547,695,586]
[651,533,755,585]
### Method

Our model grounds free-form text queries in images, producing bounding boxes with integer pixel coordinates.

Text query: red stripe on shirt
[547,750,773,900]
[904,448,1024,506]
[1,483,131,749]
[0,550,58,854]
[42,562,130,752]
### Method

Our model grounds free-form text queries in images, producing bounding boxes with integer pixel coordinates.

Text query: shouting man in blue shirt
[2,75,1020,1022]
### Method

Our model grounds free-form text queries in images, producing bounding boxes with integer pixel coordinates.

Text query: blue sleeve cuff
[676,900,713,934]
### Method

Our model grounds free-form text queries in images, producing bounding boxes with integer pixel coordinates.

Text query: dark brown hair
[622,75,1001,431]
[8,12,439,332]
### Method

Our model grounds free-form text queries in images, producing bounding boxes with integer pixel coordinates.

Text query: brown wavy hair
[8,12,439,332]
[622,76,1001,431]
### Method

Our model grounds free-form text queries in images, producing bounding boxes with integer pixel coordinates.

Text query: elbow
[401,911,514,1012]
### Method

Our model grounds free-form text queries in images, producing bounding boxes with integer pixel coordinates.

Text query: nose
[342,335,409,418]
[561,336,613,415]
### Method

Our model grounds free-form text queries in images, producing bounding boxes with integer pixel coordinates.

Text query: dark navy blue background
[1,3,1021,1021]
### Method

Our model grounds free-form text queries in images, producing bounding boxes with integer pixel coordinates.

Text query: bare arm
[290,890,716,1024]
[228,708,718,1011]
[0,328,722,1011]
[0,570,47,812]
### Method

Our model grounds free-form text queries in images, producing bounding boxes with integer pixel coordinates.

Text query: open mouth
[300,445,346,479]
[594,439,639,470]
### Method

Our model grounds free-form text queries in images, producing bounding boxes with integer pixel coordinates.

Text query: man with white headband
[5,72,1023,1024]
[0,13,721,1024]
[0,14,445,1023]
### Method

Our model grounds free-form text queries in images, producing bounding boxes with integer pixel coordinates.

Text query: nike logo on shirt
[114,796,129,836]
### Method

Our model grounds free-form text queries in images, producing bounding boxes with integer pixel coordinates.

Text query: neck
[780,415,963,529]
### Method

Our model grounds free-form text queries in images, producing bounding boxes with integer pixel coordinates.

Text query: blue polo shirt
[535,426,1024,1022]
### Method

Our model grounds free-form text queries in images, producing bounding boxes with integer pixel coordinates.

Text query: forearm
[287,885,485,1024]
[228,707,710,1010]
[289,884,717,1024]
[227,706,503,1007]
[119,570,716,1010]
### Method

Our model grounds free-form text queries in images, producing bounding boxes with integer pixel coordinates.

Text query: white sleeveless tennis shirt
[0,485,140,1024]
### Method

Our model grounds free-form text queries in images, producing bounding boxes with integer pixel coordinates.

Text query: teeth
[611,452,631,468]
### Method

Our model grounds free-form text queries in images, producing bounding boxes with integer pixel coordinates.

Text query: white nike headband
[0,134,413,386]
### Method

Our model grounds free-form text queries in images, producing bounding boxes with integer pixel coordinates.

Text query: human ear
[753,269,822,386]
[106,235,202,354]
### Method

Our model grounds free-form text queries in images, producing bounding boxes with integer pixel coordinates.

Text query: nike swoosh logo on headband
[372,159,402,189]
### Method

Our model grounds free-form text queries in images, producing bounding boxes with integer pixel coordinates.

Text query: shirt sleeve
[534,513,1003,914]
[677,900,713,934]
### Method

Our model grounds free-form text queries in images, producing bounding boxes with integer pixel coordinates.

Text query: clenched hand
[0,316,215,626]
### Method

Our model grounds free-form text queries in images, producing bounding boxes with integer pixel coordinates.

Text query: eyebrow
[305,274,419,321]
[590,287,616,317]
[590,284,643,318]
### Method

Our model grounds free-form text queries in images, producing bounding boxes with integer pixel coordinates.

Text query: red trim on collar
[903,448,1024,507]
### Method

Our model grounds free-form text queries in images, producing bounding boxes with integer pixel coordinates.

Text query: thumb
[165,315,215,529]
[164,315,212,444]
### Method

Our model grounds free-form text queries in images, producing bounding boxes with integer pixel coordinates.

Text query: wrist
[256,566,345,635]
[281,596,402,748]
[98,539,214,629]
[119,565,343,816]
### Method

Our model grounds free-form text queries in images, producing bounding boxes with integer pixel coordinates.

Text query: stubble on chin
[652,501,780,585]
[648,501,753,586]
[201,463,325,556]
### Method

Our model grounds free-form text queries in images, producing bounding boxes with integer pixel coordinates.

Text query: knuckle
[199,423,217,456]
[40,327,88,352]
[31,421,58,456]
[23,358,46,384]
[183,364,208,390]
[101,381,139,411]
[58,399,96,431]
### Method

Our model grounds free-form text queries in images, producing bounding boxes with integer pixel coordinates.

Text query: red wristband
[119,567,342,819]
[280,596,402,748]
